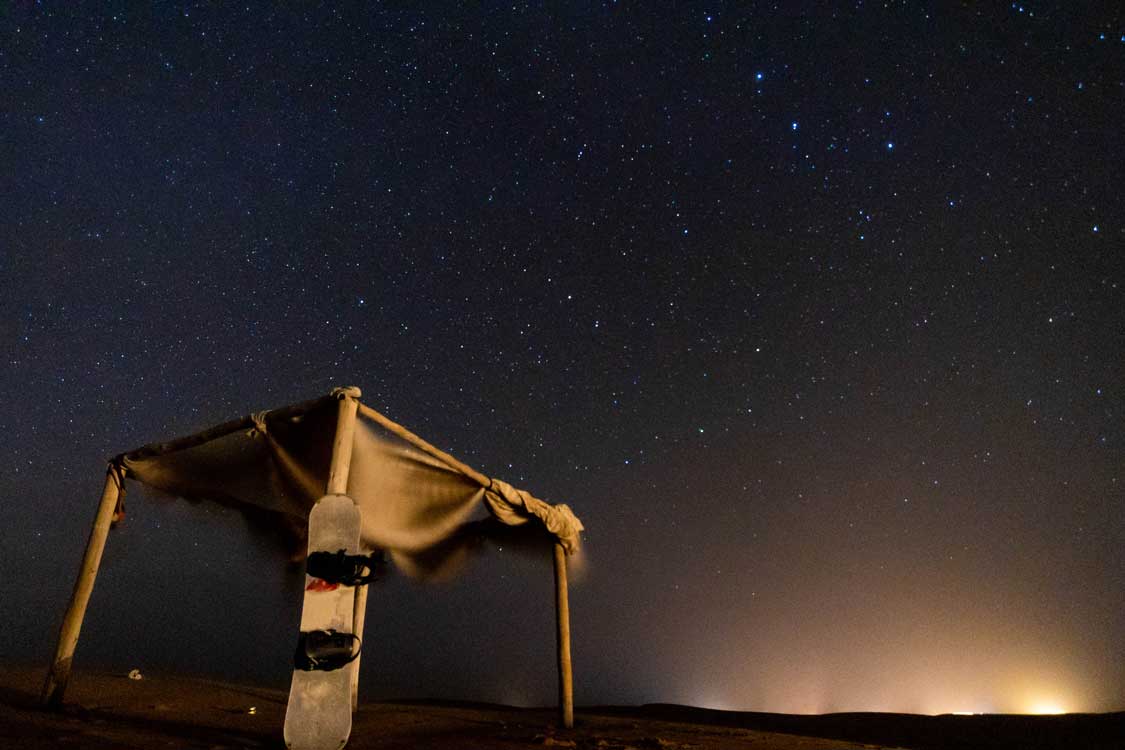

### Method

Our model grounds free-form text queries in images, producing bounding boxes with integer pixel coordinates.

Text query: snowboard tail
[284,495,362,750]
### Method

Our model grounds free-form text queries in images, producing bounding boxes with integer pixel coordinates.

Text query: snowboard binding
[294,629,362,672]
[306,549,387,586]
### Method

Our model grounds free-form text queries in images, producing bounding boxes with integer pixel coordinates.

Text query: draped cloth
[120,395,583,579]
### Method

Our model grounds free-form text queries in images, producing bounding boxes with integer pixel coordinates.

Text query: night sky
[2,3,1123,716]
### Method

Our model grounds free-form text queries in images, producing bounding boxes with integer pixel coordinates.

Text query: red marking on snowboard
[305,578,339,592]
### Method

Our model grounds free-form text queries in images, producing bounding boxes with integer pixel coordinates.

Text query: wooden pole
[553,543,574,729]
[327,388,360,496]
[41,464,125,708]
[351,575,369,712]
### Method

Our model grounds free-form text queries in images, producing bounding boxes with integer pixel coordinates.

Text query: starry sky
[2,3,1123,716]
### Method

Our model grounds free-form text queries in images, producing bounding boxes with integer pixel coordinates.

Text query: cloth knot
[484,478,585,555]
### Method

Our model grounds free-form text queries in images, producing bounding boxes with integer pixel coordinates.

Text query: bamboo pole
[41,464,125,708]
[351,575,369,712]
[553,542,574,729]
[326,388,360,496]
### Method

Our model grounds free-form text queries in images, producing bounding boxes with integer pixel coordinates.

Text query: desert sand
[2,666,1121,749]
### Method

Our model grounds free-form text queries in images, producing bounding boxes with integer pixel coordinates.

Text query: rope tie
[248,411,269,438]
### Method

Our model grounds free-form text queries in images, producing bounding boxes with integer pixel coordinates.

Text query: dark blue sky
[2,3,1123,713]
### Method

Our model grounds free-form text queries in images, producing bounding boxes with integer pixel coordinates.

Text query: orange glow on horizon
[1025,699,1067,715]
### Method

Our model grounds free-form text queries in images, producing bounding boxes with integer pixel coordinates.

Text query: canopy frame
[41,388,577,729]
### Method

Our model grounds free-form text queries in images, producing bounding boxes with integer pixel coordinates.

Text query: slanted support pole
[42,463,125,708]
[554,543,574,729]
[326,387,366,712]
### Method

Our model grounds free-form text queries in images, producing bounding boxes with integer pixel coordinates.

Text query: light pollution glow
[690,686,1073,716]
[663,587,1101,716]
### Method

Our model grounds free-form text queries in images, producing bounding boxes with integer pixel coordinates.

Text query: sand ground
[1,666,1121,749]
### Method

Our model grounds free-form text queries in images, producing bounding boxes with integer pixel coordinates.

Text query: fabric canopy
[120,392,583,579]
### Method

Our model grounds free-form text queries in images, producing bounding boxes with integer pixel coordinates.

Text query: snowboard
[284,494,362,750]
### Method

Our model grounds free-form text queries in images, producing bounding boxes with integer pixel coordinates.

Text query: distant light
[756,71,763,80]
[886,141,895,150]
[1027,701,1067,715]
[1092,225,1099,233]
[791,121,798,131]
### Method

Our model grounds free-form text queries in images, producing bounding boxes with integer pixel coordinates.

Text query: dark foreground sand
[2,667,1121,749]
